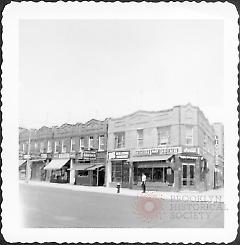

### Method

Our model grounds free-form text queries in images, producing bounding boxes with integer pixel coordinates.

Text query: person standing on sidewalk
[141,173,146,193]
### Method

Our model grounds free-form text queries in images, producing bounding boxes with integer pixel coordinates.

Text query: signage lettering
[108,151,129,159]
[135,147,182,157]
[59,153,70,159]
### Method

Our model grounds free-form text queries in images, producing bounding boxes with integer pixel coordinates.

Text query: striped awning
[19,160,27,167]
[44,158,70,170]
[86,164,105,171]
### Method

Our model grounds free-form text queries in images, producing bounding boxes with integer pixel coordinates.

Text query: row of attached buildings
[19,103,224,191]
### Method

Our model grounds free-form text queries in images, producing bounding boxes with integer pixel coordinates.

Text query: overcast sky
[19,19,223,129]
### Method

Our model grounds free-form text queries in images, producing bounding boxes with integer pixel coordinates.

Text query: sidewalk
[20,180,224,202]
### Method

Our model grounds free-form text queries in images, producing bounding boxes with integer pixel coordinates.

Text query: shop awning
[131,154,173,162]
[19,160,27,167]
[44,158,70,170]
[31,159,45,163]
[86,164,105,171]
[70,164,93,171]
[138,163,170,168]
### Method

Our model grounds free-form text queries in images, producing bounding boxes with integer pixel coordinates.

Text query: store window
[70,138,76,152]
[77,170,88,177]
[98,135,105,151]
[114,132,125,149]
[111,162,123,182]
[34,142,38,151]
[79,137,85,150]
[185,126,193,146]
[137,129,144,148]
[47,140,52,153]
[89,136,94,149]
[157,127,170,146]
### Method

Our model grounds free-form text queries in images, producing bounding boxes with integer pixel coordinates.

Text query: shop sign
[83,150,96,159]
[183,147,199,154]
[40,153,47,159]
[135,147,182,157]
[59,153,70,159]
[23,154,31,159]
[179,155,198,160]
[53,153,59,158]
[70,152,76,158]
[108,151,129,159]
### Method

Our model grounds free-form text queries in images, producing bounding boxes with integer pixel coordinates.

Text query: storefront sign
[70,152,76,158]
[40,153,47,159]
[83,150,96,159]
[23,154,31,159]
[59,153,70,159]
[179,155,199,160]
[183,147,199,154]
[53,153,59,158]
[108,151,130,160]
[135,147,182,157]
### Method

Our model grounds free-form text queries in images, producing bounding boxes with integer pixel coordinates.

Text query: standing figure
[141,172,146,193]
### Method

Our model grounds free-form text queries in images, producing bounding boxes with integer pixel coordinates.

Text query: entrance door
[182,163,195,188]
[121,161,129,188]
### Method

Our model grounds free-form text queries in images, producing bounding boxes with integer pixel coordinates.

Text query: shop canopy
[86,164,105,171]
[19,160,27,167]
[70,164,93,171]
[44,158,70,170]
[131,154,173,163]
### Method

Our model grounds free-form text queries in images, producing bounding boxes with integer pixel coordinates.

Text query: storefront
[108,151,130,188]
[70,150,105,186]
[19,159,27,180]
[44,153,70,184]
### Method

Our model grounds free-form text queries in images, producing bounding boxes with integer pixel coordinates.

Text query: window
[203,133,207,148]
[114,132,125,149]
[54,141,60,153]
[40,141,45,153]
[157,127,170,146]
[215,135,219,146]
[89,136,94,149]
[185,126,193,146]
[34,142,38,150]
[137,129,144,148]
[22,143,25,152]
[111,162,123,182]
[79,137,84,150]
[61,139,67,153]
[47,140,52,153]
[70,138,76,152]
[98,135,105,151]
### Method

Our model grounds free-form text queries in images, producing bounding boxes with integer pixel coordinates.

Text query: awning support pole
[97,167,99,186]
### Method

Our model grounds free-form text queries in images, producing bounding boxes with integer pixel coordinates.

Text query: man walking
[141,172,146,193]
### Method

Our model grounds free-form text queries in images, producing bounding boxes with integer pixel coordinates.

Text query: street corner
[132,192,165,222]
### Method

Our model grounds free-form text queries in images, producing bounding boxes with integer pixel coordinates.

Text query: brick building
[213,122,224,188]
[19,119,108,185]
[106,103,215,191]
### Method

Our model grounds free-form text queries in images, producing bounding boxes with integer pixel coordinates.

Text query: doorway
[182,163,195,188]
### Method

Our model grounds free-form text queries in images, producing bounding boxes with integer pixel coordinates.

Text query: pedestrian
[141,172,146,193]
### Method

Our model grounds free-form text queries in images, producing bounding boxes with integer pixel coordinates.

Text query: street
[19,183,224,228]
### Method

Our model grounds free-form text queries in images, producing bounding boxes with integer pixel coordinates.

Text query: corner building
[106,104,215,191]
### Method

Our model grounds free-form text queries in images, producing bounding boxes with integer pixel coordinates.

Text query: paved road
[19,183,224,228]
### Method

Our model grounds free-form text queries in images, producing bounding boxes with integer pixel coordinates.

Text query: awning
[31,159,45,163]
[44,158,70,170]
[86,164,105,171]
[131,154,173,162]
[138,163,170,168]
[19,160,27,167]
[70,164,93,171]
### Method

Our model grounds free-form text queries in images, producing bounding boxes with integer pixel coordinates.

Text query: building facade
[106,104,215,191]
[19,119,108,186]
[213,122,224,188]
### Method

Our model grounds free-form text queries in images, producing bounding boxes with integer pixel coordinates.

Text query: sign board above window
[134,147,182,157]
[108,151,130,160]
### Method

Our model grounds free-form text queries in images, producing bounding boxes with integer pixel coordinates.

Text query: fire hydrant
[117,183,121,193]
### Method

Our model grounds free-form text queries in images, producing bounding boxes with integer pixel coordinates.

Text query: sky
[19,19,223,129]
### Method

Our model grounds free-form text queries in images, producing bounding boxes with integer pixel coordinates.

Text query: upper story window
[114,132,125,149]
[54,141,60,153]
[185,126,193,146]
[79,137,84,151]
[40,141,45,153]
[157,127,170,146]
[47,140,52,153]
[34,142,38,151]
[70,138,76,152]
[203,133,207,148]
[89,136,94,149]
[215,135,219,146]
[22,143,25,152]
[61,139,67,153]
[137,129,144,148]
[98,135,105,151]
